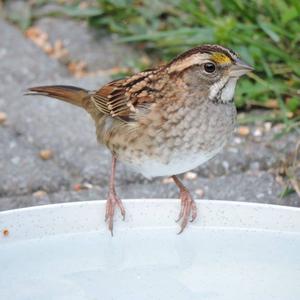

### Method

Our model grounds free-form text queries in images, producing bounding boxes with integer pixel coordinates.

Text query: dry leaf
[25,27,50,50]
[25,27,69,62]
[51,39,69,60]
[68,60,88,78]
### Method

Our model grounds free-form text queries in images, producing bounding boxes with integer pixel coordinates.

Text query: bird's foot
[105,191,125,236]
[176,189,197,234]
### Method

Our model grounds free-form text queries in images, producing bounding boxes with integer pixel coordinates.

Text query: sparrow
[26,44,253,235]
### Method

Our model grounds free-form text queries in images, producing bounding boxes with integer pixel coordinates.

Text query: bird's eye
[204,63,216,73]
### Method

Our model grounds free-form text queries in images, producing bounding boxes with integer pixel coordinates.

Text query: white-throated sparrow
[27,44,253,234]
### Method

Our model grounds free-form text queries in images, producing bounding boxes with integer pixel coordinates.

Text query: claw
[176,199,185,222]
[177,189,197,233]
[105,191,125,236]
[105,156,126,236]
[172,175,198,234]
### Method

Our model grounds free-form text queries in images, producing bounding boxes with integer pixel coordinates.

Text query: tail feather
[25,85,89,108]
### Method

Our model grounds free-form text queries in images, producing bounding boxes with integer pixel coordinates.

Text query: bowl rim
[1,199,300,242]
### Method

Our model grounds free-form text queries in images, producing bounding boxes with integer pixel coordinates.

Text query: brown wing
[90,69,162,120]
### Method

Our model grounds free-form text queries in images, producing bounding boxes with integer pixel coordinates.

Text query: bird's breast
[114,101,236,178]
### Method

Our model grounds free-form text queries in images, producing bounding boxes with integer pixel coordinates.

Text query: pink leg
[172,175,197,234]
[105,156,125,235]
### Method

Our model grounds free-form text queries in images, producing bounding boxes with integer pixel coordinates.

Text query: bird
[26,44,253,235]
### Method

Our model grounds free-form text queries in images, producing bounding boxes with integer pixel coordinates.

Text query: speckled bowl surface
[0,200,300,300]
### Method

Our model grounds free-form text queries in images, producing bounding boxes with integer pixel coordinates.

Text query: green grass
[87,0,300,114]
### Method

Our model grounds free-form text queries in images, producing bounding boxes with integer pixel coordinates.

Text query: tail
[25,85,90,108]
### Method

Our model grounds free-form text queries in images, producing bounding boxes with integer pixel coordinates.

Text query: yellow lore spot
[211,52,232,64]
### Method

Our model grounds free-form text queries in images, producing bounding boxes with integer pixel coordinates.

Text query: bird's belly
[126,147,223,178]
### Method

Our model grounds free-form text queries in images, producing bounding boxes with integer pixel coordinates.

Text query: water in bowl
[0,227,299,300]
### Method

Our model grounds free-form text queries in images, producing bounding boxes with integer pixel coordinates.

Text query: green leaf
[60,6,103,17]
[286,97,300,112]
[258,22,280,42]
[279,186,295,198]
[281,6,299,24]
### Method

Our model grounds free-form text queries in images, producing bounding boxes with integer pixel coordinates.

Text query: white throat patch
[209,77,237,103]
[221,78,237,102]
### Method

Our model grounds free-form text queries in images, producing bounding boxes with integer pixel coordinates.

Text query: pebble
[238,126,250,136]
[39,149,54,160]
[162,177,174,184]
[2,228,9,237]
[33,190,47,198]
[73,183,93,191]
[184,172,197,180]
[253,128,263,137]
[195,188,205,197]
[264,122,272,132]
[0,111,7,124]
[82,182,93,189]
[233,137,242,144]
[73,183,82,191]
[222,161,230,172]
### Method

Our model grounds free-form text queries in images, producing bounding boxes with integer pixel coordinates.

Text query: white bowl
[0,199,300,300]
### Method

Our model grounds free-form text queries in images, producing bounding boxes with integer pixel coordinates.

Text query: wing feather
[89,68,162,121]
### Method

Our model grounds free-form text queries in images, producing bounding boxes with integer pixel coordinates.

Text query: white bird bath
[0,199,300,300]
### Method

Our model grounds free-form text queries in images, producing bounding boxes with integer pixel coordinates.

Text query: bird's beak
[230,58,254,77]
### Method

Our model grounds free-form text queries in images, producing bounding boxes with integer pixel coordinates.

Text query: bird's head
[167,44,254,104]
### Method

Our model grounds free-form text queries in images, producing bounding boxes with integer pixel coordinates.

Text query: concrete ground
[0,15,299,211]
